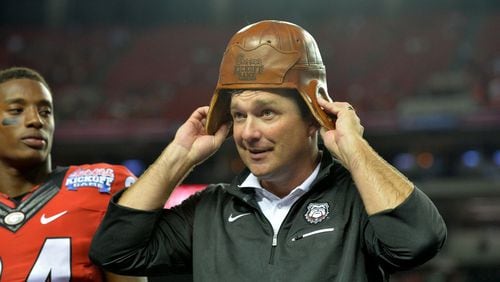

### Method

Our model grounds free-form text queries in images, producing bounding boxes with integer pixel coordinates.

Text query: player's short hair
[0,67,50,91]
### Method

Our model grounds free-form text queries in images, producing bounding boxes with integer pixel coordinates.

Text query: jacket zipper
[269,232,278,264]
[235,193,279,265]
[291,228,335,241]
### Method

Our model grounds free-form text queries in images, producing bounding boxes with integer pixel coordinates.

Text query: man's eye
[8,108,23,115]
[262,110,274,117]
[232,112,245,121]
[40,109,52,117]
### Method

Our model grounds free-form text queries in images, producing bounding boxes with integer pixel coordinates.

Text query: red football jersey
[0,163,137,282]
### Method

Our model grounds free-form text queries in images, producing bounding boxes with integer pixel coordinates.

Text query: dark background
[1,0,500,281]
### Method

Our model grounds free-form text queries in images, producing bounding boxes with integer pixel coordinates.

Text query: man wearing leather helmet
[90,20,446,281]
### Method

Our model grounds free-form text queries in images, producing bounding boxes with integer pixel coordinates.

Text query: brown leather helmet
[206,20,334,135]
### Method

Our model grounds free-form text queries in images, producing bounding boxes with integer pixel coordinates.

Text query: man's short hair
[225,88,316,123]
[0,67,50,91]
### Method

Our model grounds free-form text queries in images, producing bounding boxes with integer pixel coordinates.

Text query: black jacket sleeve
[89,189,197,276]
[362,187,447,271]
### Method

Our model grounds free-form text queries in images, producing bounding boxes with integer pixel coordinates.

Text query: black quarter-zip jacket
[90,154,447,282]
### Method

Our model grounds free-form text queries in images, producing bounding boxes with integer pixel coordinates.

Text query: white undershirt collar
[238,163,321,233]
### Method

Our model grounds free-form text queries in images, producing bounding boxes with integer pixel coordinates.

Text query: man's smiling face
[230,89,318,186]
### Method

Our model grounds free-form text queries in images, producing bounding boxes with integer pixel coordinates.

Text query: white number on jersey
[27,238,71,282]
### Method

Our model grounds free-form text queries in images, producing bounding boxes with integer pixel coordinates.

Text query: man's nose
[240,117,262,141]
[25,107,43,128]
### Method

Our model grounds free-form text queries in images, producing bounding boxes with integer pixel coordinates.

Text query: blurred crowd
[1,11,499,124]
[2,6,500,282]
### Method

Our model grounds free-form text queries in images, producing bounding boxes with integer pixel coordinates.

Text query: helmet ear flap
[300,79,335,130]
[206,89,232,135]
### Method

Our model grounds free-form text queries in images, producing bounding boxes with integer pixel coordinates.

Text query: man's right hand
[173,106,231,167]
[117,106,230,210]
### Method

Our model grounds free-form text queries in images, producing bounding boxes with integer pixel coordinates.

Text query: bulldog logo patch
[304,202,329,224]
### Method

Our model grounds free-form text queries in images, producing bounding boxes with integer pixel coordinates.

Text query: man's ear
[308,120,321,137]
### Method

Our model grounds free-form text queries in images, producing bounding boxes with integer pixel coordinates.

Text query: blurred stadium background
[1,0,499,281]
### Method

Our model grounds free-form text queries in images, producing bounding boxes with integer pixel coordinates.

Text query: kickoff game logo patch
[65,168,115,193]
[304,202,330,224]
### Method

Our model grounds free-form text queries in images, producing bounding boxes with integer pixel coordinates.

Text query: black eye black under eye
[2,117,19,126]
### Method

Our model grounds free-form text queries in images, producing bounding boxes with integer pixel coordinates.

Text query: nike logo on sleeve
[40,210,68,224]
[228,213,251,223]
